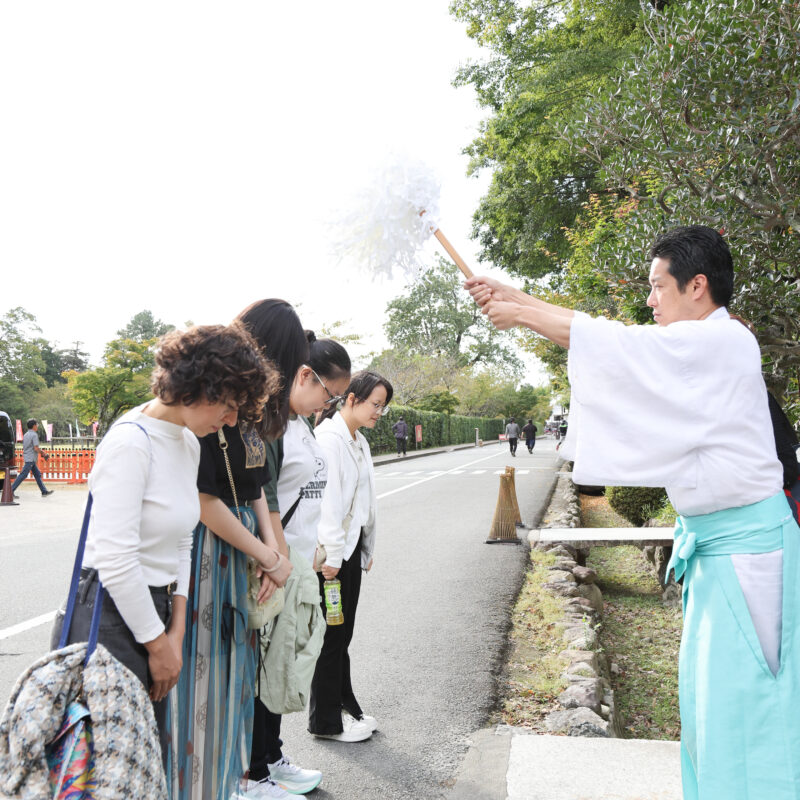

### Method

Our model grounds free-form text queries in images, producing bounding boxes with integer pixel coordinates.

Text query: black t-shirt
[196,423,270,505]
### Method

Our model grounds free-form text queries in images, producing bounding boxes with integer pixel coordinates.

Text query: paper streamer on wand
[331,155,473,280]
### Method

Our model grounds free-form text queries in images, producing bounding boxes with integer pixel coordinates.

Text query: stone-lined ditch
[495,469,682,740]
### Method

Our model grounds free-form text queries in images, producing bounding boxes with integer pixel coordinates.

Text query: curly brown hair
[151,323,280,432]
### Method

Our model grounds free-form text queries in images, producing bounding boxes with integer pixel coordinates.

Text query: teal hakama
[667,492,800,799]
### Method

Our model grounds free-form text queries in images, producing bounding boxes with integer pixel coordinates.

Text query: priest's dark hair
[649,225,734,307]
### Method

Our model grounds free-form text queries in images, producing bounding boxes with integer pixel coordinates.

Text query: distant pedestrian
[392,416,408,456]
[10,419,53,497]
[558,419,568,440]
[522,419,538,453]
[504,417,521,457]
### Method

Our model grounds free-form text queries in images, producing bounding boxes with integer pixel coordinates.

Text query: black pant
[308,536,363,734]
[250,698,283,780]
[395,437,406,455]
[50,568,173,767]
[508,437,518,455]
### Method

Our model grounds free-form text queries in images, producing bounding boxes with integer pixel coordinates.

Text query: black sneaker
[42,489,54,497]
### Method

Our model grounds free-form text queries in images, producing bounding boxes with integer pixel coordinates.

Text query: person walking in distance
[10,419,53,498]
[504,417,521,457]
[392,415,408,456]
[522,419,538,454]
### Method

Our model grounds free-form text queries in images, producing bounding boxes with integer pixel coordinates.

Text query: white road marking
[471,470,486,475]
[376,451,504,500]
[0,610,56,641]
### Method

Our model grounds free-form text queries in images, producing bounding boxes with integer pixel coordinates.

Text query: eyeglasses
[308,366,345,408]
[370,402,391,417]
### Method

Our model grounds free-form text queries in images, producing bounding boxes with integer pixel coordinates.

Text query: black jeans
[50,568,173,766]
[395,437,406,455]
[308,535,363,734]
[250,698,283,780]
[508,437,518,455]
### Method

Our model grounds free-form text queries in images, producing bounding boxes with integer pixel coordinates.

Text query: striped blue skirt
[171,507,258,800]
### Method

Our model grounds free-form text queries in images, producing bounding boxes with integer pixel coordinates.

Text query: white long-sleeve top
[315,412,376,569]
[560,307,782,516]
[83,404,200,643]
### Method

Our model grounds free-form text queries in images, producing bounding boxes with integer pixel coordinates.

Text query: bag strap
[59,421,152,664]
[281,493,303,529]
[218,428,242,523]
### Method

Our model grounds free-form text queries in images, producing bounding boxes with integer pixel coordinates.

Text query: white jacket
[315,412,377,569]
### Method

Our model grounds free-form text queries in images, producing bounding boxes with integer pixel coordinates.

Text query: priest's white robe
[561,307,799,799]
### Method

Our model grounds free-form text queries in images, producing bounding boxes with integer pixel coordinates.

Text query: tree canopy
[384,257,521,370]
[453,0,800,421]
[451,0,653,280]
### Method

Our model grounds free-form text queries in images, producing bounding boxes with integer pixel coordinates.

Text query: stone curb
[529,470,622,738]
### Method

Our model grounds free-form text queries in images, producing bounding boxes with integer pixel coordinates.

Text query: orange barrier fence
[13,447,96,484]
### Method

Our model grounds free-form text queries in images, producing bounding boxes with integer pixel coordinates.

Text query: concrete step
[529,526,674,547]
[507,733,681,800]
[450,728,681,800]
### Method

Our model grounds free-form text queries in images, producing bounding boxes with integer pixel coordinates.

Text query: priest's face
[646,258,695,326]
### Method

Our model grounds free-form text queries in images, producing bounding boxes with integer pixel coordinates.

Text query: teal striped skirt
[172,507,258,800]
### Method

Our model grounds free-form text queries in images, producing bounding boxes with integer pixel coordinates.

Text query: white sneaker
[234,777,290,799]
[267,755,322,794]
[312,711,372,742]
[347,711,378,733]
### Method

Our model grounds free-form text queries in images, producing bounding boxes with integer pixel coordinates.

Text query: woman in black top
[174,341,293,800]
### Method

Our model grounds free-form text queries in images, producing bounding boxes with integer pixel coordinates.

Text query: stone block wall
[531,471,622,738]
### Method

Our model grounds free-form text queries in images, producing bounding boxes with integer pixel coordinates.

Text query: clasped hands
[464,276,523,330]
[255,548,292,603]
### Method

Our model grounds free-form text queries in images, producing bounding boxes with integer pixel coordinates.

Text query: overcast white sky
[1,2,540,379]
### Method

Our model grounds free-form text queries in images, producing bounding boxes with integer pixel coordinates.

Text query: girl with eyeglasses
[308,370,393,743]
[245,329,352,798]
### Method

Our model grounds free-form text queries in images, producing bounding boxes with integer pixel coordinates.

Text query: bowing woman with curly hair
[52,323,274,773]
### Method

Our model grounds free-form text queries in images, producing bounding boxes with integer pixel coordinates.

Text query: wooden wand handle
[432,228,474,279]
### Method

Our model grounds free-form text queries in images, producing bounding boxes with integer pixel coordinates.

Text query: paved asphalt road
[0,439,562,799]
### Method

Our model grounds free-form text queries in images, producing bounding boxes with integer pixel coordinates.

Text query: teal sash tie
[667,492,791,582]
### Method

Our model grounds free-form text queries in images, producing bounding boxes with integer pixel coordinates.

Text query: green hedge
[606,486,668,527]
[361,405,505,455]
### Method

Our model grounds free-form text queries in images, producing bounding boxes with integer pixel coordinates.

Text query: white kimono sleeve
[562,313,710,489]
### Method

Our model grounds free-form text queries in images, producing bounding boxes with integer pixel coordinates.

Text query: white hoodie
[315,412,377,569]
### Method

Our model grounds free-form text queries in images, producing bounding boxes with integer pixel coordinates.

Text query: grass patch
[580,492,633,529]
[585,525,681,739]
[496,548,570,729]
[600,589,682,739]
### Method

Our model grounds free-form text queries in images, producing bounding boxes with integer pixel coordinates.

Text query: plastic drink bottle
[323,579,344,625]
